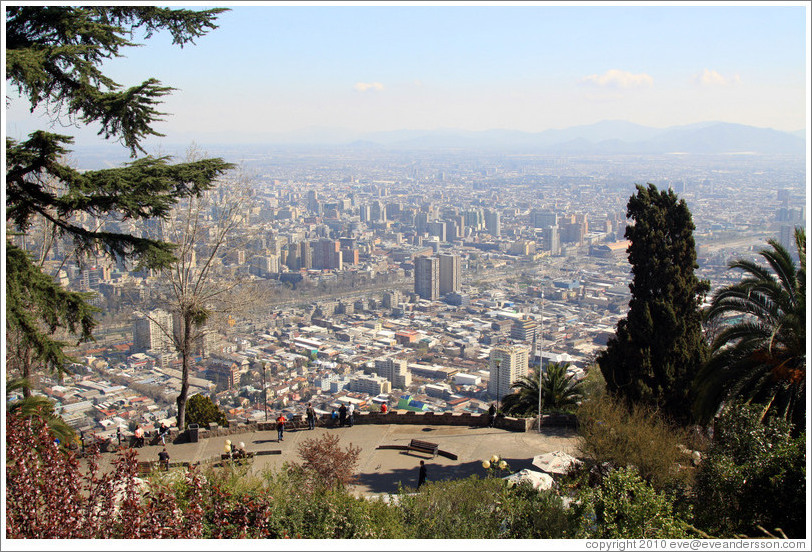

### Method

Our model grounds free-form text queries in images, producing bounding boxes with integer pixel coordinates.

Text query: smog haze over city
[3,2,810,531]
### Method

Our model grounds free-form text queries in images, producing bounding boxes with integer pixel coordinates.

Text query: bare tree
[148,159,263,429]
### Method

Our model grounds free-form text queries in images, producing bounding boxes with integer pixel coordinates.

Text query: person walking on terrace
[276,413,287,442]
[417,460,427,489]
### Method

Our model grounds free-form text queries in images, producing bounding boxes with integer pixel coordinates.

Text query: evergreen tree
[5,7,231,380]
[597,184,709,424]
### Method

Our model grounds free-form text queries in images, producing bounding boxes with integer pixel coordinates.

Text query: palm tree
[6,378,76,445]
[541,362,584,412]
[500,367,540,416]
[501,362,584,415]
[693,228,806,429]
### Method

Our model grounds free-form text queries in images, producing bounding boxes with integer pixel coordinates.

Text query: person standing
[306,403,316,430]
[380,403,388,414]
[276,413,287,441]
[158,448,170,471]
[116,426,122,447]
[338,403,347,427]
[417,460,427,489]
[347,403,355,427]
[488,403,496,428]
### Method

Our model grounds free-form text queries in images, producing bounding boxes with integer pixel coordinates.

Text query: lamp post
[261,362,268,421]
[495,358,502,413]
[538,290,544,433]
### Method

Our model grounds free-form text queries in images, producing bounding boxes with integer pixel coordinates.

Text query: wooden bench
[221,451,255,461]
[408,439,439,458]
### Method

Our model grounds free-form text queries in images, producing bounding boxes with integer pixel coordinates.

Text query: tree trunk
[176,313,193,429]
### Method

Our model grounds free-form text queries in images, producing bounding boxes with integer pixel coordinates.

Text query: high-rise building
[541,225,561,255]
[350,373,392,395]
[312,238,342,270]
[439,254,461,295]
[530,209,558,228]
[488,344,531,399]
[485,209,501,237]
[427,221,447,242]
[414,255,439,300]
[133,309,174,353]
[511,317,539,342]
[382,289,402,309]
[375,356,412,389]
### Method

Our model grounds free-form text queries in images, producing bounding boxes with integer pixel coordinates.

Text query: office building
[414,255,439,300]
[439,254,461,295]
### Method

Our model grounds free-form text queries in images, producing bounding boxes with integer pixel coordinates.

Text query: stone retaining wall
[188,411,577,441]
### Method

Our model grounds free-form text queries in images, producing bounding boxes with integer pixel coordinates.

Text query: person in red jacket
[381,403,388,414]
[276,414,286,442]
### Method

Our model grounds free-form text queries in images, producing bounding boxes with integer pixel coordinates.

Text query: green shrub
[396,475,580,539]
[693,403,806,538]
[185,394,228,429]
[577,395,691,489]
[581,467,694,539]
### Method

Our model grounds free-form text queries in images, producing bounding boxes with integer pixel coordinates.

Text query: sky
[4,1,810,146]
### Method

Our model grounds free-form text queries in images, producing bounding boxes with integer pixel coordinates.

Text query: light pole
[261,362,268,422]
[538,290,544,433]
[495,358,502,413]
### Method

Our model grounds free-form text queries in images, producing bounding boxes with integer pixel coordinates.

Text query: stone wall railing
[188,411,577,441]
[92,412,577,448]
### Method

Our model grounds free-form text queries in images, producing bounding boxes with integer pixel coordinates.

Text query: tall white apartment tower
[488,344,531,400]
[133,309,174,353]
[438,254,461,295]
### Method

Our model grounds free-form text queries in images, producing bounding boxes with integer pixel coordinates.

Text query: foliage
[501,362,583,416]
[577,394,691,490]
[694,228,806,430]
[397,475,580,539]
[541,362,584,412]
[598,184,709,424]
[290,433,361,491]
[6,412,206,538]
[6,6,231,384]
[579,365,607,400]
[692,403,806,538]
[185,393,228,429]
[6,377,76,445]
[580,467,695,539]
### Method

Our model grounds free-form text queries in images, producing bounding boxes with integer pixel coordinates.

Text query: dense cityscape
[10,147,805,443]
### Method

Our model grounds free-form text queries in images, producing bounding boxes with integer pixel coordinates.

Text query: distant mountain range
[74,120,806,160]
[200,120,805,155]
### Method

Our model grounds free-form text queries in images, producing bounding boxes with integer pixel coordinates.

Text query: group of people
[131,422,171,448]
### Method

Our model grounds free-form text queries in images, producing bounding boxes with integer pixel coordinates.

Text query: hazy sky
[4,1,809,146]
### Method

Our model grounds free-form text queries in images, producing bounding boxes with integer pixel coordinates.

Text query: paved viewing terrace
[91,414,580,497]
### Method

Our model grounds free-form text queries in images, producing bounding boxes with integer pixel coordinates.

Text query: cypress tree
[598,184,710,424]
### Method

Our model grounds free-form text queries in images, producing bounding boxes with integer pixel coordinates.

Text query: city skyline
[4,2,809,148]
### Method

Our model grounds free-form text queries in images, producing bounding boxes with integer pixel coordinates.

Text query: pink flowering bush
[6,413,206,539]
